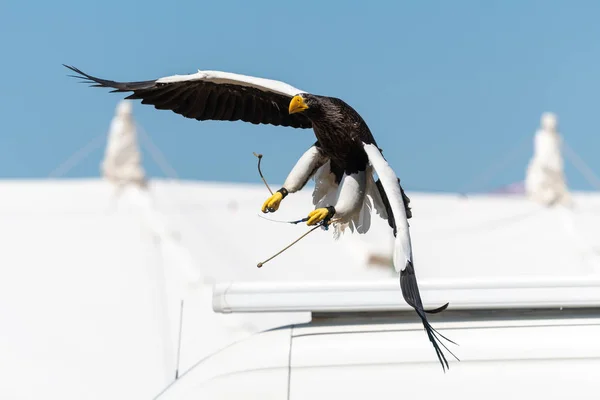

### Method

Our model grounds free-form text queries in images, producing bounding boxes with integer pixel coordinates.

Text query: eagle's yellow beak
[289,95,309,114]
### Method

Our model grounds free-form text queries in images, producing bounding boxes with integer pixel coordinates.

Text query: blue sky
[2,0,600,192]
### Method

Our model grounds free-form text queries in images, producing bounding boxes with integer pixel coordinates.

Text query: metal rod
[175,300,184,380]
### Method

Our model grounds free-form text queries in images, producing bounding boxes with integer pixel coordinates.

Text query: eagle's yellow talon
[262,192,283,213]
[307,208,330,225]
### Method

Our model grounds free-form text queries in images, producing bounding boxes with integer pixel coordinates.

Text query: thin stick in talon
[253,152,273,195]
[257,224,321,268]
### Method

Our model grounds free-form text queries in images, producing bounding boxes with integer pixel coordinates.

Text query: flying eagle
[64,64,458,370]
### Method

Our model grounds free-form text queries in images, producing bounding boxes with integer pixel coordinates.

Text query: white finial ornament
[101,100,147,188]
[525,112,571,206]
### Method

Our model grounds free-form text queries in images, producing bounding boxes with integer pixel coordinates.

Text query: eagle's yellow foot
[307,207,333,226]
[262,192,283,213]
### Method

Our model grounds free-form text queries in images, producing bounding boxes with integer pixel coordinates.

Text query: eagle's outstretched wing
[64,65,313,129]
[362,142,459,372]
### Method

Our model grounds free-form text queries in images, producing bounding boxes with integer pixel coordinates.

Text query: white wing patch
[362,143,413,272]
[155,70,306,98]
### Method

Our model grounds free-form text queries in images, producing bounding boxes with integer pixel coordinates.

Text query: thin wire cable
[48,134,106,178]
[562,141,600,191]
[457,134,532,195]
[136,124,180,180]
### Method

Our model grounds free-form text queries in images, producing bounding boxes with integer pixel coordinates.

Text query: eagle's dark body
[301,95,413,222]
[303,95,375,177]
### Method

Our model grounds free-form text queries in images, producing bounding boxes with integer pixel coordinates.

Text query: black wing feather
[63,64,313,129]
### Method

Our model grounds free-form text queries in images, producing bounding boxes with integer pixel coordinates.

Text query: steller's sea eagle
[64,64,458,371]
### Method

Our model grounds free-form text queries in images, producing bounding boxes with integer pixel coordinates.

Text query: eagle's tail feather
[400,261,459,371]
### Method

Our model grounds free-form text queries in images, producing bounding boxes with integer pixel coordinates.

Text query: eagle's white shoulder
[155,70,306,98]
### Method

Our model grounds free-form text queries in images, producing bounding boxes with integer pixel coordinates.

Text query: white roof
[407,192,600,280]
[3,178,600,398]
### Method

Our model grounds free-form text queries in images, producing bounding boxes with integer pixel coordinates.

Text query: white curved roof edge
[212,276,600,314]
